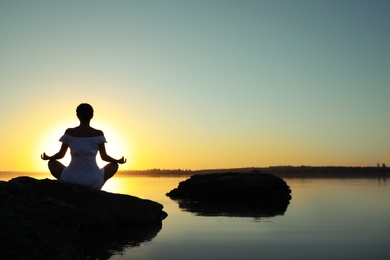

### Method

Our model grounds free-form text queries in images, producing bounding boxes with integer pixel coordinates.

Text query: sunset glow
[0,1,389,172]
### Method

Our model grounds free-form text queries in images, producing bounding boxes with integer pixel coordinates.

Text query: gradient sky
[1,0,389,172]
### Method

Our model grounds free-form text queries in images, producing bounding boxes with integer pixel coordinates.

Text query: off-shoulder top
[59,134,107,189]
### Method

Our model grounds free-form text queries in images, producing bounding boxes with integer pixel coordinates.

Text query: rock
[0,177,167,259]
[166,172,291,218]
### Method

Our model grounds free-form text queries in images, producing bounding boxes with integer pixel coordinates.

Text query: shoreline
[1,166,389,179]
[118,166,390,178]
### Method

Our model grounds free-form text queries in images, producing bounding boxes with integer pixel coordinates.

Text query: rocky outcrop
[166,172,291,218]
[0,177,167,259]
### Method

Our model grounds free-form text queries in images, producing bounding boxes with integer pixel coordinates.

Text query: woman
[41,103,126,189]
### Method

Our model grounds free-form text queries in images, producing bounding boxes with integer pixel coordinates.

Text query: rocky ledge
[166,172,291,218]
[0,177,167,259]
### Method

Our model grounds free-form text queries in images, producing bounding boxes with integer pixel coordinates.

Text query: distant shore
[1,166,389,180]
[115,166,390,178]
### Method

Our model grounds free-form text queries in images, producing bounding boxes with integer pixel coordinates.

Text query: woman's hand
[41,144,68,161]
[117,157,127,164]
[41,153,51,160]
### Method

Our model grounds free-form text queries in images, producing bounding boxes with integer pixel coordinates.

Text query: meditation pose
[41,103,126,189]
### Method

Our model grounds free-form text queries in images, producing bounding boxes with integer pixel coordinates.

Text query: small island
[166,171,292,218]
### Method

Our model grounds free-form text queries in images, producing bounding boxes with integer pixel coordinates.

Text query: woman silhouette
[41,103,126,189]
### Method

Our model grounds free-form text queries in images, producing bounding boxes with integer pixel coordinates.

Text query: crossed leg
[103,162,119,183]
[48,160,65,180]
[49,160,118,185]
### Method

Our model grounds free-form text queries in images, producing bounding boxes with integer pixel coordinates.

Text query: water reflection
[170,198,290,219]
[377,174,387,186]
[82,224,162,259]
[2,174,389,260]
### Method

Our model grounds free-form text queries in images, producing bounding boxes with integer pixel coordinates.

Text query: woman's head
[76,103,94,121]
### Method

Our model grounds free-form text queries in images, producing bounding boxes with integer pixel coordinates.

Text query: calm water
[1,173,389,260]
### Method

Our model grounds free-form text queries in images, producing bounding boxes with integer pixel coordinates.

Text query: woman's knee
[48,159,55,168]
[106,162,118,171]
[48,160,56,172]
[104,162,119,182]
[112,162,119,172]
[48,160,64,179]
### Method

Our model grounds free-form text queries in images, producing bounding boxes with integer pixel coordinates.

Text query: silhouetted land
[118,166,390,179]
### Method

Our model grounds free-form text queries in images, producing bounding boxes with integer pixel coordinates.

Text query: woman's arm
[98,143,126,164]
[41,143,69,160]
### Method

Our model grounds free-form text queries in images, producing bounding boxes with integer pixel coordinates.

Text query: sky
[0,0,389,172]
